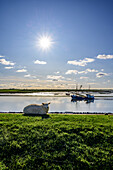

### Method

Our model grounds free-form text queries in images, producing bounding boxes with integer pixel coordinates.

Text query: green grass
[0,88,112,93]
[0,114,113,170]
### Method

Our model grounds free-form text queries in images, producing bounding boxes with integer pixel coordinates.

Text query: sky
[0,0,113,89]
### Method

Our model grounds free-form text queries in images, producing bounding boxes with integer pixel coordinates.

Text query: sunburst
[37,35,53,51]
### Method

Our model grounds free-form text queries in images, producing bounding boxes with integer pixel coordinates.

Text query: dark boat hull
[71,95,84,100]
[71,94,94,102]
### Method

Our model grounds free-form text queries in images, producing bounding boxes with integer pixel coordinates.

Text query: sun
[37,35,53,51]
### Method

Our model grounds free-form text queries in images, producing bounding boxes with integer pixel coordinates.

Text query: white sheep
[23,102,50,115]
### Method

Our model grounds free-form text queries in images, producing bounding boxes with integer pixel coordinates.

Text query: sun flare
[37,35,53,50]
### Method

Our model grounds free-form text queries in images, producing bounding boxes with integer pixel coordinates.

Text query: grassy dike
[0,113,113,170]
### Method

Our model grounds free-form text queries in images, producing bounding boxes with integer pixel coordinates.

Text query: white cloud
[32,76,37,78]
[80,77,88,79]
[47,75,64,81]
[78,70,87,74]
[101,69,104,71]
[67,58,95,66]
[54,71,60,74]
[0,55,5,58]
[0,58,15,66]
[24,74,37,78]
[65,69,98,75]
[66,78,72,81]
[97,54,113,59]
[34,60,47,64]
[16,69,27,73]
[5,67,13,69]
[65,70,78,74]
[87,83,97,85]
[96,72,108,78]
[24,74,31,77]
[86,69,98,73]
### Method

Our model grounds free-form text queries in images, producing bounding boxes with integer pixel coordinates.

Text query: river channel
[0,92,113,113]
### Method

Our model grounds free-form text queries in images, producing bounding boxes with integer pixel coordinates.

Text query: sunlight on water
[0,96,113,113]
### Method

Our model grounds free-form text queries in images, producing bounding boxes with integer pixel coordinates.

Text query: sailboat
[71,85,94,101]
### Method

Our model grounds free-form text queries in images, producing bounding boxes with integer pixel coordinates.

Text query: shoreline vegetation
[0,88,113,93]
[0,89,113,98]
[0,113,113,169]
[0,112,113,115]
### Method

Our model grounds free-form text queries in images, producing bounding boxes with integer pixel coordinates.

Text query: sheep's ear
[48,102,51,105]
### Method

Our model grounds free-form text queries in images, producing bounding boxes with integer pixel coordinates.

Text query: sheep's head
[42,102,50,106]
[42,102,50,112]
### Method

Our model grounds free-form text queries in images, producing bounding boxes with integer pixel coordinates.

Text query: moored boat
[85,93,94,100]
[71,93,94,101]
[71,94,85,101]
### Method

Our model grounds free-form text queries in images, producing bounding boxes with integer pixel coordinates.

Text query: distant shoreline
[0,88,113,98]
[0,88,113,93]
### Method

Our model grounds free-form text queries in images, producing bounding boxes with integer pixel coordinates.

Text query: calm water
[0,96,113,113]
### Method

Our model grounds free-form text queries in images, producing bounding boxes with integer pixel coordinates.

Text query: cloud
[34,60,47,64]
[65,69,98,75]
[87,83,97,85]
[24,74,31,77]
[78,70,87,74]
[96,72,108,78]
[47,75,64,81]
[24,74,38,79]
[86,69,98,73]
[16,69,27,73]
[65,70,78,74]
[0,58,15,66]
[5,67,13,69]
[80,77,88,79]
[32,76,37,78]
[101,69,104,71]
[54,71,60,74]
[0,55,5,58]
[67,58,95,66]
[97,54,113,59]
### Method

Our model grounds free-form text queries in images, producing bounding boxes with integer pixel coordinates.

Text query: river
[0,93,113,113]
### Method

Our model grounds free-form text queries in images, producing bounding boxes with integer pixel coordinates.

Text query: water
[1,92,113,97]
[0,96,113,113]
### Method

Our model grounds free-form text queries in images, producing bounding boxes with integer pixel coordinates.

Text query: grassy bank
[0,114,113,169]
[0,88,113,93]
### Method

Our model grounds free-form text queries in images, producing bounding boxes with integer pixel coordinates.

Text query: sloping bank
[0,111,113,115]
[0,113,113,169]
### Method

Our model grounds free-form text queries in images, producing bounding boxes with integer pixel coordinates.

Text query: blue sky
[0,0,113,89]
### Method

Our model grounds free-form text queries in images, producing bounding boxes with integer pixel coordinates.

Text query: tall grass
[0,114,113,169]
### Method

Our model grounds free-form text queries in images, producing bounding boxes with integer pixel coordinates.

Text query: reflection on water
[71,99,94,104]
[0,96,113,113]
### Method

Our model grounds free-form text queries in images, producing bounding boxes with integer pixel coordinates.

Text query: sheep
[23,102,50,115]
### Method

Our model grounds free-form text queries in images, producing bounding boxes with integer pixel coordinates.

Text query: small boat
[71,94,85,101]
[71,84,94,102]
[65,92,70,96]
[71,93,94,101]
[85,93,94,100]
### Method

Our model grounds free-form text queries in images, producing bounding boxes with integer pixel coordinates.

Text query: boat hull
[71,94,94,101]
[71,95,84,100]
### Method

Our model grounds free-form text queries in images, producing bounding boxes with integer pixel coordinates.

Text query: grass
[0,88,112,93]
[0,113,113,169]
